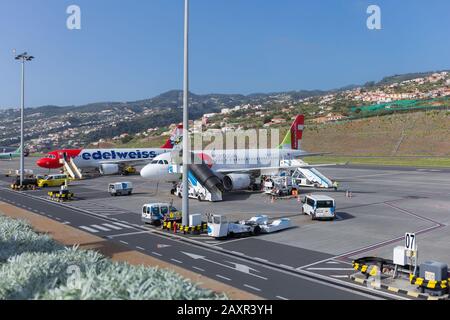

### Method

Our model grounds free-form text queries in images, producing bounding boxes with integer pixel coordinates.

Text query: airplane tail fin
[13,146,21,155]
[161,124,183,149]
[279,115,305,150]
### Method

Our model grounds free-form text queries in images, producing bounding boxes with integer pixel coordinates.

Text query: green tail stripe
[278,129,291,149]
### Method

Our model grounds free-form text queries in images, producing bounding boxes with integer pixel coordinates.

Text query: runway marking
[280,264,295,270]
[136,246,145,251]
[91,224,110,232]
[307,268,355,271]
[326,261,340,265]
[102,223,123,230]
[107,231,149,238]
[192,266,205,272]
[254,257,269,263]
[276,296,289,300]
[63,221,71,225]
[216,275,231,281]
[244,284,261,292]
[331,275,350,279]
[152,252,163,257]
[171,259,183,264]
[79,226,99,233]
[114,222,134,229]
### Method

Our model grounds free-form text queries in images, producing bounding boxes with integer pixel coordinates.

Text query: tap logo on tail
[279,115,305,150]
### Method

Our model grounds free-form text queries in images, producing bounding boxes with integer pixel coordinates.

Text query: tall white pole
[182,0,190,226]
[20,60,25,186]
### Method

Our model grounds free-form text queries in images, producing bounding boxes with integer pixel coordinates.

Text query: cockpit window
[158,160,164,165]
[151,160,158,164]
[47,154,56,159]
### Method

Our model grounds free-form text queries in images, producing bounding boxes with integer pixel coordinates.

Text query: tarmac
[1,157,449,299]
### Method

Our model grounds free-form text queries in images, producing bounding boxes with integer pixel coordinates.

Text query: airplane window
[151,160,158,164]
[163,160,169,165]
[158,160,164,165]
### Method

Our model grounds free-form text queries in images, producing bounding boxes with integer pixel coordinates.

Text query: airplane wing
[98,159,153,166]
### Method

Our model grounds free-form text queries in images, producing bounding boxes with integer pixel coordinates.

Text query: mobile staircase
[281,159,334,189]
[171,163,224,202]
[61,158,83,180]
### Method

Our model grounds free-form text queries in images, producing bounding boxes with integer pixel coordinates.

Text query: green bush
[0,215,226,300]
[0,216,63,262]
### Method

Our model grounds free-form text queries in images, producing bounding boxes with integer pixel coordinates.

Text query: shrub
[0,215,226,300]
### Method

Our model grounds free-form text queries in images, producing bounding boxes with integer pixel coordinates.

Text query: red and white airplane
[36,125,183,175]
[141,115,322,191]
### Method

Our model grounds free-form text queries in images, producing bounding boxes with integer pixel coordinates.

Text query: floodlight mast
[182,0,190,227]
[14,52,34,187]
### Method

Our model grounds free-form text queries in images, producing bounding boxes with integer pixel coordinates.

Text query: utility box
[419,261,449,296]
[393,246,407,266]
[189,214,202,227]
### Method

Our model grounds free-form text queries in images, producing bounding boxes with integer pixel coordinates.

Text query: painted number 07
[405,233,416,251]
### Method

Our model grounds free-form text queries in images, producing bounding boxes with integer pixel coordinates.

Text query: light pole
[15,52,34,187]
[182,0,190,227]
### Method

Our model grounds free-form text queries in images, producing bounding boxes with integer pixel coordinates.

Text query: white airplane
[140,115,323,191]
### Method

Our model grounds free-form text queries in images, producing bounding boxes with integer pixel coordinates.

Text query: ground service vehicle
[302,194,336,220]
[207,215,262,239]
[10,177,38,190]
[141,203,181,226]
[108,182,133,196]
[37,174,71,188]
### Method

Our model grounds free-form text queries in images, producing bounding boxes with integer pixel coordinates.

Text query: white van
[302,195,336,220]
[108,182,133,196]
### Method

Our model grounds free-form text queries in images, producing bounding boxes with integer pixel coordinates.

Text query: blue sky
[0,0,449,108]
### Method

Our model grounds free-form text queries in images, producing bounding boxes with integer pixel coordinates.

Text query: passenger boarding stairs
[60,158,83,180]
[281,159,334,189]
[170,154,224,202]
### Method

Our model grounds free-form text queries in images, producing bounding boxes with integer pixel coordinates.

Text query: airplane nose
[140,165,151,179]
[36,158,48,168]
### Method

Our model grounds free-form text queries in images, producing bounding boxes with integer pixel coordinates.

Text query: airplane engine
[99,164,120,175]
[223,174,252,191]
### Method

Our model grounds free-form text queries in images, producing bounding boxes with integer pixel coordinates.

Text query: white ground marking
[192,266,205,272]
[136,246,145,251]
[171,259,183,264]
[331,275,350,279]
[91,224,110,232]
[244,284,261,292]
[107,231,149,238]
[306,268,355,271]
[276,296,289,300]
[79,226,99,233]
[119,240,129,245]
[280,264,295,270]
[216,275,231,281]
[152,252,163,257]
[326,261,340,265]
[102,223,123,230]
[114,222,134,229]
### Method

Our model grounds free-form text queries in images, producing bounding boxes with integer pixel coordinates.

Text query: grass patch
[304,156,450,168]
[0,215,226,300]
